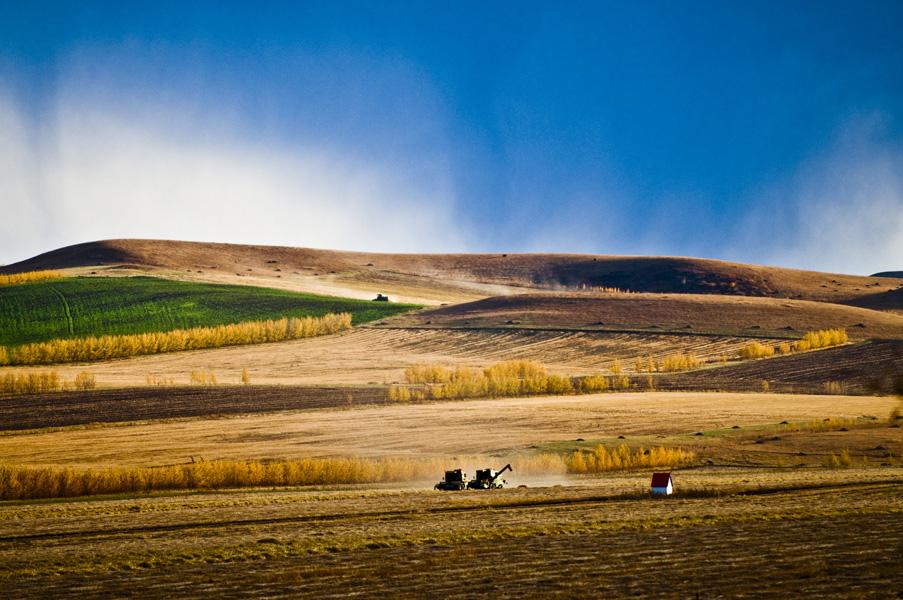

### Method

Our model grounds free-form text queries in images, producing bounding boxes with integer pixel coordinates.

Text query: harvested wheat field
[1,392,897,468]
[0,327,783,387]
[2,471,901,598]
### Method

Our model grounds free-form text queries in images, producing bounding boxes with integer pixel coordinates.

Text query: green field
[0,277,418,346]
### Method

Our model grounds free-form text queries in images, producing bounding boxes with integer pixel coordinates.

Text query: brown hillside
[844,287,903,315]
[396,293,903,340]
[3,239,902,307]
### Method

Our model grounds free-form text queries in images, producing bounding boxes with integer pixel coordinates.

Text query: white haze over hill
[0,91,468,265]
[728,117,903,276]
[1,88,901,275]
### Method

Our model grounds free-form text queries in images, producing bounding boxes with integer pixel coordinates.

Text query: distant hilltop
[3,239,902,311]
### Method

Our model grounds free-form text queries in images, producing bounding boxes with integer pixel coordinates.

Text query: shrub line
[0,313,352,366]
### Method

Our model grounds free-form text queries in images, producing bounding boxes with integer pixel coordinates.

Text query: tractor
[434,468,468,491]
[434,464,512,491]
[467,464,512,489]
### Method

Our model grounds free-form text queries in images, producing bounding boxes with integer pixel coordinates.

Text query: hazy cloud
[729,118,903,275]
[0,86,468,265]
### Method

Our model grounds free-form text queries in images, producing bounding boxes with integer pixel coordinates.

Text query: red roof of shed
[651,472,672,487]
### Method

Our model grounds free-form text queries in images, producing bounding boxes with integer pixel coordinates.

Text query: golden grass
[0,457,450,500]
[822,381,847,395]
[189,370,218,385]
[391,359,717,401]
[0,313,351,366]
[395,360,576,400]
[579,375,609,393]
[146,374,175,386]
[0,453,577,500]
[825,449,854,469]
[0,370,95,394]
[634,352,701,373]
[739,342,775,360]
[779,417,863,433]
[658,352,701,372]
[0,270,62,286]
[565,444,695,474]
[73,371,96,390]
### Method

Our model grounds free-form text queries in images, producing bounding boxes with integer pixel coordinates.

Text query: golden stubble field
[0,327,780,388]
[1,392,897,468]
[2,471,901,598]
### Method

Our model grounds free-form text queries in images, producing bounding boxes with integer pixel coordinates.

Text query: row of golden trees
[739,328,848,360]
[391,360,574,401]
[0,270,62,286]
[0,447,700,500]
[566,444,696,474]
[389,360,640,402]
[0,457,449,500]
[0,371,95,394]
[0,313,352,366]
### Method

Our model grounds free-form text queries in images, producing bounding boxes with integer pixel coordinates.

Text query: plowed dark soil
[659,340,903,394]
[0,386,384,431]
[401,293,903,340]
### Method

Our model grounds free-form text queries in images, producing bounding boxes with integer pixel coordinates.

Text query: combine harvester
[435,464,512,491]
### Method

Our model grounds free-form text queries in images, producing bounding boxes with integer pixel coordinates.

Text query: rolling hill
[392,292,903,340]
[4,239,902,307]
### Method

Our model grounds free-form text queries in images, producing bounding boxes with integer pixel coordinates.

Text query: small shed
[650,472,673,495]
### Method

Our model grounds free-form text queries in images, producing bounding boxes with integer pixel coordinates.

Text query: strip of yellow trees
[566,444,695,474]
[739,328,848,359]
[389,360,638,402]
[0,270,62,286]
[0,371,96,394]
[0,313,351,366]
[0,457,444,500]
[0,447,697,500]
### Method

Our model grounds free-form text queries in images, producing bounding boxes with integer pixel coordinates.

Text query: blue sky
[1,1,902,274]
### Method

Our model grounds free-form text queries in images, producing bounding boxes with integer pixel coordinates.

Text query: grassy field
[0,277,419,346]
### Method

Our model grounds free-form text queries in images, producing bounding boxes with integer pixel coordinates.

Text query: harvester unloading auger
[434,464,512,491]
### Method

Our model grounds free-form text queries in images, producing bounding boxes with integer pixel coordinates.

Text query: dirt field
[0,386,389,431]
[2,473,901,598]
[660,339,903,394]
[1,392,896,468]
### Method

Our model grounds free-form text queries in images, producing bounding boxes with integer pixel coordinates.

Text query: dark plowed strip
[657,340,903,394]
[0,386,386,431]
